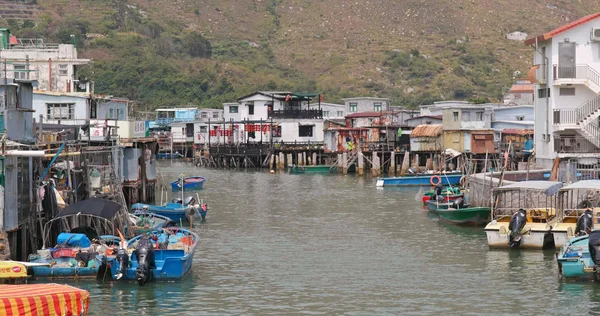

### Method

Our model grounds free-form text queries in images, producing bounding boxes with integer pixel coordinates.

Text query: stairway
[565,66,600,148]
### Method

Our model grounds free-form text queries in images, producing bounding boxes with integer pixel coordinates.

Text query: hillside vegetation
[4,0,599,110]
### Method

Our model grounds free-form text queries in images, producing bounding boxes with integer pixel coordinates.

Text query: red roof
[9,35,17,45]
[508,84,534,93]
[346,111,392,118]
[524,12,600,45]
[502,129,534,135]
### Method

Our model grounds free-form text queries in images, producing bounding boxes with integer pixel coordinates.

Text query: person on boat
[433,183,444,202]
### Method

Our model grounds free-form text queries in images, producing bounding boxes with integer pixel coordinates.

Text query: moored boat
[425,200,471,211]
[131,196,208,223]
[432,207,491,226]
[376,172,464,187]
[171,176,206,192]
[421,185,464,204]
[556,233,595,280]
[552,180,600,248]
[288,165,337,174]
[107,227,198,285]
[484,181,563,249]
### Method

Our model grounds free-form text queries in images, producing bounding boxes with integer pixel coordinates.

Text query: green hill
[3,0,598,110]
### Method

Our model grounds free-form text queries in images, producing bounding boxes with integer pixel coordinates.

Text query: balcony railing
[268,109,323,119]
[554,136,600,153]
[553,65,600,87]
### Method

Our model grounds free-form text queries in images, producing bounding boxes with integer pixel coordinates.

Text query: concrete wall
[273,120,324,143]
[309,102,345,119]
[32,92,88,120]
[343,97,390,113]
[442,108,491,130]
[98,100,128,120]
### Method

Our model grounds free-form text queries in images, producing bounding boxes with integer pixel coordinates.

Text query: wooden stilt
[303,152,307,166]
[270,154,275,172]
[358,151,364,176]
[342,152,348,175]
[337,154,343,173]
[278,152,285,170]
[389,151,396,176]
[312,152,317,166]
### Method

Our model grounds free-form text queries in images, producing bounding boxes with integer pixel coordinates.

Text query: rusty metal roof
[410,124,442,137]
[502,129,534,135]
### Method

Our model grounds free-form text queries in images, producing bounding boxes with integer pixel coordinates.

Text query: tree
[182,32,212,58]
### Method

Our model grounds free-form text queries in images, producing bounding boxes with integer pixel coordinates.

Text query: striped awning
[0,284,90,316]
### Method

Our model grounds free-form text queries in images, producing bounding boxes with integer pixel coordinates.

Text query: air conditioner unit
[592,28,600,42]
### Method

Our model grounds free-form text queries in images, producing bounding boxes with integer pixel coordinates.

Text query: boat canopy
[56,197,122,219]
[494,181,563,195]
[0,283,90,315]
[560,180,600,191]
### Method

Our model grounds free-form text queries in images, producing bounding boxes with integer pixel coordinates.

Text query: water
[52,162,600,315]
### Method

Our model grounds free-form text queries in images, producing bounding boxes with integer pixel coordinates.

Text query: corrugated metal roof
[406,115,443,121]
[410,124,442,137]
[346,111,392,118]
[502,129,534,135]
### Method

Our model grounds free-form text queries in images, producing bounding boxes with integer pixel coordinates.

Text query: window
[13,64,26,79]
[248,103,255,115]
[201,112,208,119]
[58,64,68,76]
[90,101,97,119]
[273,125,282,137]
[199,126,207,132]
[476,111,483,121]
[117,109,125,120]
[453,111,459,121]
[350,103,357,112]
[538,88,549,98]
[516,115,525,121]
[323,111,329,117]
[514,93,521,99]
[109,108,114,119]
[47,103,74,119]
[186,123,194,137]
[559,87,576,96]
[229,106,238,113]
[337,111,344,117]
[374,102,382,112]
[299,125,313,137]
[212,112,219,119]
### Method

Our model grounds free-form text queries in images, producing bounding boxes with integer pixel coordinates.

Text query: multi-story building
[525,12,600,168]
[343,97,390,114]
[0,29,91,93]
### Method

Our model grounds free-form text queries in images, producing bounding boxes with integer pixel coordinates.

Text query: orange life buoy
[459,176,466,187]
[430,175,442,186]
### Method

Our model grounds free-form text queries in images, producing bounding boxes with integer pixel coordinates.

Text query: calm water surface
[53,162,600,315]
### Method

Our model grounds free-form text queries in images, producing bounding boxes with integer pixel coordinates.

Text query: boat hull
[171,176,206,192]
[557,235,595,279]
[484,222,553,249]
[431,207,489,225]
[109,249,195,281]
[423,194,463,206]
[288,165,336,174]
[131,203,199,223]
[376,173,463,187]
[29,254,106,278]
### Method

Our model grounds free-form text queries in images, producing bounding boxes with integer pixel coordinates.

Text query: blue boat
[557,234,595,280]
[106,228,198,285]
[376,173,464,187]
[131,198,208,223]
[28,198,127,279]
[171,176,206,192]
[157,152,184,160]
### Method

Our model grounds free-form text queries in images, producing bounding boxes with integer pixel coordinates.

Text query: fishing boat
[171,176,206,192]
[425,200,471,211]
[28,198,127,279]
[131,196,208,223]
[484,181,563,249]
[289,165,335,174]
[376,172,464,187]
[106,227,198,285]
[552,180,600,249]
[421,186,464,204]
[0,283,90,315]
[432,207,491,226]
[128,212,178,236]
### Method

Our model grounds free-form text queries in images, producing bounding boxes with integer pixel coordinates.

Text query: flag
[285,94,291,102]
[319,95,324,102]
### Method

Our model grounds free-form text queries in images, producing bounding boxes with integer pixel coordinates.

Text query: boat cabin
[553,180,600,248]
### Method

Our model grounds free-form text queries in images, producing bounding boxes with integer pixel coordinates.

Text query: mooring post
[371,152,377,176]
[312,152,317,166]
[270,154,275,172]
[342,152,348,175]
[389,151,396,176]
[287,153,293,167]
[358,151,364,176]
[337,153,343,173]
[278,152,285,170]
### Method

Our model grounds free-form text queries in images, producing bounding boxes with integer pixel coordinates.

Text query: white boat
[484,181,563,249]
[552,180,600,248]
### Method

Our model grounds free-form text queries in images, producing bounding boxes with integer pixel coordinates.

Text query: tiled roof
[524,12,600,45]
[508,84,534,93]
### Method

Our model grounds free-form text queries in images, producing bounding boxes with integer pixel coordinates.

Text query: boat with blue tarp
[106,227,198,285]
[171,176,206,192]
[556,230,600,281]
[131,196,208,223]
[376,172,463,187]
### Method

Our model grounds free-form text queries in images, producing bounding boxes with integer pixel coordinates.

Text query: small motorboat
[171,176,206,192]
[131,196,208,223]
[425,199,471,211]
[557,230,600,280]
[376,172,464,187]
[128,212,178,236]
[107,227,198,285]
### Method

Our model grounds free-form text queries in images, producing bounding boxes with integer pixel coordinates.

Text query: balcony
[268,109,323,119]
[554,136,600,153]
[553,65,600,93]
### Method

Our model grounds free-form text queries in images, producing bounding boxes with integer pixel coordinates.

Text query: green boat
[288,164,355,174]
[430,207,491,226]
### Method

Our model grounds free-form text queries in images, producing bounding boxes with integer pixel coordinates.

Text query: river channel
[52,162,600,315]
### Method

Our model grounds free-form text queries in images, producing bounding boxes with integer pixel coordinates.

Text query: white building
[504,80,535,106]
[222,91,325,144]
[525,12,600,168]
[0,29,91,93]
[309,102,345,119]
[342,97,390,114]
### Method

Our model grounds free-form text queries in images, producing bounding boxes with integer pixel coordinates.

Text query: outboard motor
[135,234,156,286]
[508,209,527,248]
[451,197,464,209]
[576,209,594,237]
[184,196,197,206]
[589,230,600,281]
[115,247,129,280]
